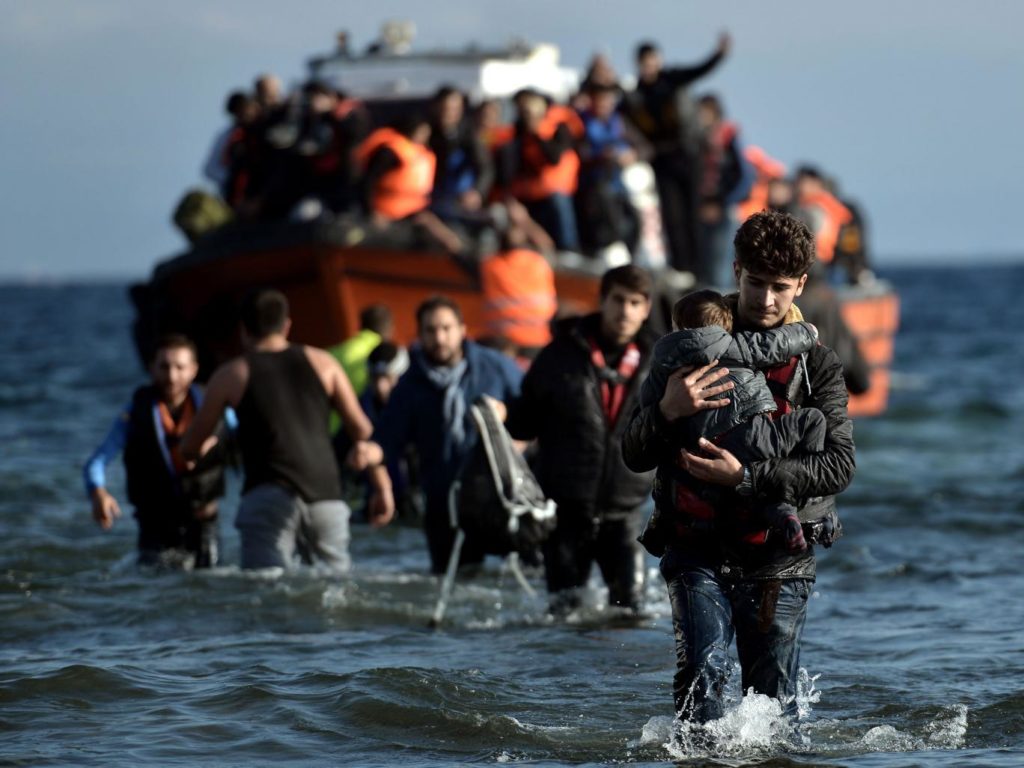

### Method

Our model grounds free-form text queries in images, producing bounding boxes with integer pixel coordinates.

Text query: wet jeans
[660,548,811,722]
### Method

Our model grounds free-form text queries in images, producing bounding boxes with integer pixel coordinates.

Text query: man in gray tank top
[182,289,394,570]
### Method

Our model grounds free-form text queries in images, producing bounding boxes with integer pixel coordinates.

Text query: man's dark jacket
[622,335,855,579]
[507,313,657,515]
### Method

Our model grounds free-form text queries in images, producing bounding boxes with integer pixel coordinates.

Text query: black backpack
[450,398,556,557]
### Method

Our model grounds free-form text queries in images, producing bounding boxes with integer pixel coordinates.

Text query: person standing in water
[181,288,393,570]
[506,265,658,615]
[351,296,523,573]
[623,210,854,722]
[83,334,233,568]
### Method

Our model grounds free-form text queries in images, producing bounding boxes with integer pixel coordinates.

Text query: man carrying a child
[622,210,855,723]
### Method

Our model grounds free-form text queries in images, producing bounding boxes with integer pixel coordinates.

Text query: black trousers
[136,506,219,568]
[651,150,701,273]
[543,503,646,612]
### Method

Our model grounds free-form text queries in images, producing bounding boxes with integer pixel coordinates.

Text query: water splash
[637,672,968,761]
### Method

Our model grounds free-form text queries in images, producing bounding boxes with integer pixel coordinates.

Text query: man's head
[588,82,620,120]
[732,210,814,329]
[367,341,409,405]
[474,99,501,132]
[672,289,733,333]
[767,177,795,211]
[514,90,548,132]
[359,304,394,339]
[697,93,723,132]
[240,288,291,344]
[149,334,199,405]
[795,165,825,200]
[416,296,466,367]
[599,265,653,345]
[432,85,465,131]
[635,41,662,83]
[254,74,282,108]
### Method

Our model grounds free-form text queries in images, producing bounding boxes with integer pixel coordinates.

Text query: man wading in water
[182,288,393,570]
[623,210,854,722]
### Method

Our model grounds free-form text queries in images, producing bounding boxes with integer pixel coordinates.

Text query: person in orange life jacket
[505,265,657,616]
[637,290,825,557]
[349,296,524,574]
[83,335,234,569]
[795,165,852,270]
[576,82,642,255]
[180,289,394,571]
[823,177,874,286]
[622,210,855,721]
[480,223,557,358]
[695,94,753,287]
[621,33,730,273]
[357,115,464,254]
[736,145,787,223]
[428,85,494,225]
[499,90,581,252]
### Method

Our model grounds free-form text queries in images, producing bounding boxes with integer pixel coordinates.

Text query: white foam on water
[927,703,969,747]
[636,669,968,761]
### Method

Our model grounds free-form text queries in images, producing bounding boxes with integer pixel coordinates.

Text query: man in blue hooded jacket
[353,296,523,573]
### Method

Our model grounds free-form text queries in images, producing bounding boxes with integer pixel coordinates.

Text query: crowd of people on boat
[180,33,874,288]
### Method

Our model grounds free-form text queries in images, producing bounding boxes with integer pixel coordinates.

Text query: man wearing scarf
[506,265,658,615]
[367,296,524,573]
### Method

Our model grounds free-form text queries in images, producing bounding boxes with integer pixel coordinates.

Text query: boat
[131,23,898,418]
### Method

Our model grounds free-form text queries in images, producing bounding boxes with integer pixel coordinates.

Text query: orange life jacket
[484,123,515,150]
[355,127,436,220]
[800,190,852,264]
[737,146,786,222]
[509,109,580,201]
[480,249,557,348]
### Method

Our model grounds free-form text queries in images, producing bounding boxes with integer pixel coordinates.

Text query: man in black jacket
[622,210,855,722]
[507,265,657,615]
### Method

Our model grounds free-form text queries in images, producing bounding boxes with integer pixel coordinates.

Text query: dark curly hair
[733,210,816,278]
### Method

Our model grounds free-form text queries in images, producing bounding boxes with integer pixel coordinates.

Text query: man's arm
[663,33,730,87]
[725,323,817,369]
[310,347,372,442]
[682,347,855,503]
[622,362,733,472]
[83,407,130,529]
[505,347,552,441]
[181,360,245,462]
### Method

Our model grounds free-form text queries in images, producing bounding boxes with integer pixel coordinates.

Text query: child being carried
[640,289,824,552]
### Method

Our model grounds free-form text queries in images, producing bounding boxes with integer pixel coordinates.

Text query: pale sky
[1,0,1022,279]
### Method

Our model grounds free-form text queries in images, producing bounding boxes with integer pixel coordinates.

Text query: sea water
[2,263,1023,767]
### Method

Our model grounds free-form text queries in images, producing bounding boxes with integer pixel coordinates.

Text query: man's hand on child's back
[659,361,735,422]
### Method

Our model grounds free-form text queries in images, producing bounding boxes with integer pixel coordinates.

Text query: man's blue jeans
[660,549,812,722]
